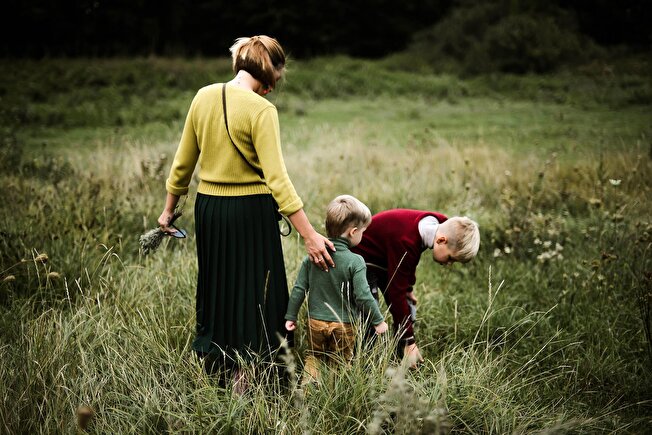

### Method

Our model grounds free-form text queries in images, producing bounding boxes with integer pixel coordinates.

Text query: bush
[406,2,604,74]
[483,14,597,73]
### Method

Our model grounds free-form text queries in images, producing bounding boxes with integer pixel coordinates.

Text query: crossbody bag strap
[221,84,292,236]
[221,84,264,178]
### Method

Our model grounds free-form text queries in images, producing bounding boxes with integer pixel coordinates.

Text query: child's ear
[349,227,359,237]
[435,235,448,245]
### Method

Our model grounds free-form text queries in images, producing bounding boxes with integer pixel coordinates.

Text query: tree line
[1,0,649,59]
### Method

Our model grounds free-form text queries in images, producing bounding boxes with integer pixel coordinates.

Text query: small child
[285,195,388,384]
[351,209,480,367]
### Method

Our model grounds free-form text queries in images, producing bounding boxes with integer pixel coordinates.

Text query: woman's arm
[158,192,180,233]
[288,208,335,271]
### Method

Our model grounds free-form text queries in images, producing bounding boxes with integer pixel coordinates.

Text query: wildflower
[537,252,552,262]
[493,248,502,258]
[504,170,512,177]
[35,253,49,263]
[47,271,61,280]
[608,179,621,186]
[503,246,512,254]
[543,240,552,248]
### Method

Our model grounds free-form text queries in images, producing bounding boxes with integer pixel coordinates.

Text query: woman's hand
[288,208,335,272]
[158,209,176,233]
[304,230,335,271]
[158,193,180,234]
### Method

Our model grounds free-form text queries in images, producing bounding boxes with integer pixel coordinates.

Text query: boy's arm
[385,251,418,344]
[351,261,384,325]
[285,258,310,321]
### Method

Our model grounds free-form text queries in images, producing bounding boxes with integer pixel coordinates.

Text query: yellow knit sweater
[166,83,303,216]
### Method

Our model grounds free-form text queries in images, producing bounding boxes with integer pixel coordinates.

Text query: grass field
[1,56,651,433]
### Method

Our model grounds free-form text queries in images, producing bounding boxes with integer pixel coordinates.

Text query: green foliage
[406,1,606,74]
[1,58,651,433]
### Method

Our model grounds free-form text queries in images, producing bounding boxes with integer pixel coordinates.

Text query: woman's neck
[229,70,265,95]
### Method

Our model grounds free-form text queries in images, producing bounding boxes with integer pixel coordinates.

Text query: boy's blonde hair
[444,216,480,263]
[325,195,372,238]
[230,35,286,90]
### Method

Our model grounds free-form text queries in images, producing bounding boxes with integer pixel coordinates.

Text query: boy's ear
[435,234,448,245]
[349,227,359,237]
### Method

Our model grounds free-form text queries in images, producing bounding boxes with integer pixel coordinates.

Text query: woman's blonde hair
[229,35,286,89]
[325,195,372,238]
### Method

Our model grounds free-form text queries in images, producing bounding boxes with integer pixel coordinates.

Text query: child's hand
[285,320,296,331]
[404,343,424,369]
[374,321,388,335]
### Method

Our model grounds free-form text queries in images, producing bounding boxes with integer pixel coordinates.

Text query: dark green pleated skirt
[193,193,292,366]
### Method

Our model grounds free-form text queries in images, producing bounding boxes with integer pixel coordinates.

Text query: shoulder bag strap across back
[221,84,291,236]
[221,84,264,178]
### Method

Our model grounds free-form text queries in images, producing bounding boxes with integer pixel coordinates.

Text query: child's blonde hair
[444,216,480,263]
[229,35,286,89]
[325,195,372,238]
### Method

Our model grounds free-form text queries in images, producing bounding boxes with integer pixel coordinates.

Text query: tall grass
[1,57,651,433]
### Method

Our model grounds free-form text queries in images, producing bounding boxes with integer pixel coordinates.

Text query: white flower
[493,248,502,258]
[503,246,512,254]
[609,179,621,186]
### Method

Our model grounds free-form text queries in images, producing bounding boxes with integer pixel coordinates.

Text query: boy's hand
[285,320,296,331]
[404,343,424,369]
[374,321,388,334]
[406,291,418,305]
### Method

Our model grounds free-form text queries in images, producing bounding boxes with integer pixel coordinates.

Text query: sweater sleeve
[285,257,310,321]
[251,106,303,215]
[166,93,200,196]
[384,247,419,341]
[351,258,384,325]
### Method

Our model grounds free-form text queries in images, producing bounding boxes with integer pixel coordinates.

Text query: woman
[158,35,334,388]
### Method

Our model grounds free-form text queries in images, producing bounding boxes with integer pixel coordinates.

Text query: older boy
[285,195,388,384]
[351,209,480,367]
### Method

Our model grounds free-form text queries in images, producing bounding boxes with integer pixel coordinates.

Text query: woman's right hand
[288,208,335,271]
[304,230,335,271]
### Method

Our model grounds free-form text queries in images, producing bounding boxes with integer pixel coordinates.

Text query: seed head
[2,275,16,283]
[35,253,49,264]
[47,271,61,280]
[76,405,94,431]
[139,228,165,255]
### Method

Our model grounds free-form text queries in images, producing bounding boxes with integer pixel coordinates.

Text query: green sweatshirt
[166,83,303,216]
[285,238,385,325]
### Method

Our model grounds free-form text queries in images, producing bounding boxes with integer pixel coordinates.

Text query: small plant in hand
[139,210,185,255]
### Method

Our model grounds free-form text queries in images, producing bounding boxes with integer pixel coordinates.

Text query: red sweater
[352,209,448,341]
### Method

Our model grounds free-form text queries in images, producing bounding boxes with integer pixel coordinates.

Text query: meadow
[0,56,651,433]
